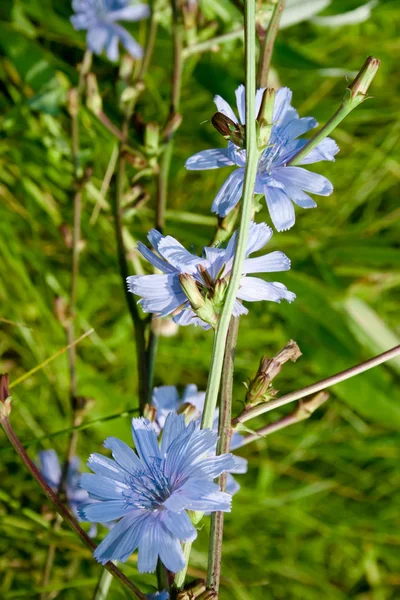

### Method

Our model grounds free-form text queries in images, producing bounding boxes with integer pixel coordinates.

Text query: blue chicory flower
[152,384,247,495]
[127,221,295,330]
[71,0,150,61]
[185,85,339,232]
[79,414,235,572]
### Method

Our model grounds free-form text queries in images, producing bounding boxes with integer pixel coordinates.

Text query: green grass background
[0,0,399,598]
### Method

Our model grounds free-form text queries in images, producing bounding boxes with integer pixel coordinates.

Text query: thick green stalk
[200,0,259,431]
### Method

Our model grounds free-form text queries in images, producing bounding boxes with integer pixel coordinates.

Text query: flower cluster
[186,85,339,231]
[151,384,247,495]
[128,221,295,329]
[71,0,150,61]
[79,414,235,572]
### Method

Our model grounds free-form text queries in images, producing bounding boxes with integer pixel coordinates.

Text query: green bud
[213,279,227,312]
[256,87,275,149]
[211,112,245,147]
[85,73,102,116]
[347,56,380,104]
[179,273,205,310]
[144,122,160,157]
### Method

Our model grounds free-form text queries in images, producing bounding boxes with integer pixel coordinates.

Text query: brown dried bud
[246,340,301,405]
[348,56,380,101]
[0,373,11,418]
[211,112,245,147]
[67,88,79,117]
[143,403,157,422]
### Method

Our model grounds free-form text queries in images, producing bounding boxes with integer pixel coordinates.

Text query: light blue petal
[189,454,237,479]
[298,137,339,164]
[185,148,234,170]
[86,26,109,55]
[147,592,169,600]
[137,517,162,573]
[213,94,238,123]
[112,22,143,59]
[229,455,248,475]
[166,428,218,483]
[226,473,240,496]
[128,274,186,316]
[108,4,150,22]
[80,500,132,522]
[172,309,211,329]
[105,34,119,62]
[152,386,180,412]
[103,437,143,474]
[158,524,186,573]
[235,85,246,124]
[211,168,245,217]
[137,242,175,274]
[181,384,205,416]
[264,185,296,231]
[131,418,161,468]
[157,236,204,275]
[243,250,291,274]
[160,412,186,456]
[281,116,318,141]
[161,510,197,542]
[203,246,226,280]
[255,87,266,119]
[273,87,293,125]
[80,473,129,501]
[232,300,248,317]
[163,479,232,513]
[273,166,333,195]
[281,184,317,209]
[237,277,296,303]
[39,450,61,489]
[245,222,273,256]
[94,511,148,565]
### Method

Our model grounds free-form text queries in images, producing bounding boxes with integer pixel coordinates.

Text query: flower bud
[211,112,245,147]
[0,373,11,419]
[348,56,380,102]
[179,274,219,327]
[177,401,200,422]
[86,73,102,116]
[213,279,227,312]
[144,122,160,158]
[143,403,157,422]
[67,88,79,118]
[257,87,275,149]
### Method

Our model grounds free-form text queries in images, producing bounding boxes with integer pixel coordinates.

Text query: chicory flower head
[186,85,339,232]
[127,221,295,330]
[151,385,247,495]
[79,414,235,572]
[71,0,150,61]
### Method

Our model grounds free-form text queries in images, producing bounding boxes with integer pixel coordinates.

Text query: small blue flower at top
[151,384,247,495]
[185,85,339,232]
[71,0,150,61]
[127,222,295,329]
[79,414,235,572]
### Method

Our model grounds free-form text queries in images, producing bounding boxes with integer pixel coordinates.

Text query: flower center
[123,458,172,511]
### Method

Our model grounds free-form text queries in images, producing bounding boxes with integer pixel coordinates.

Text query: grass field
[0,0,399,598]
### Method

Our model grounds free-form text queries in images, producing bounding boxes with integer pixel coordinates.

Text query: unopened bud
[177,402,199,422]
[143,403,157,422]
[257,87,275,149]
[86,73,102,115]
[0,374,11,418]
[179,274,205,310]
[211,112,245,147]
[348,56,380,102]
[213,279,227,312]
[67,88,79,118]
[144,122,160,157]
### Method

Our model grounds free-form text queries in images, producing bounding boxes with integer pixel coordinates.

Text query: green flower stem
[207,317,239,592]
[257,0,286,87]
[288,56,380,167]
[232,344,400,426]
[200,0,259,432]
[174,540,193,589]
[94,569,113,600]
[0,414,146,600]
[182,29,244,59]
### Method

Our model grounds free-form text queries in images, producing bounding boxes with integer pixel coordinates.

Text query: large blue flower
[79,414,235,572]
[186,85,339,232]
[71,0,150,61]
[151,385,247,495]
[127,222,295,330]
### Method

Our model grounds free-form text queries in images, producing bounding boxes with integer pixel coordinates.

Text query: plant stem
[207,317,239,593]
[182,29,244,59]
[200,0,259,432]
[288,56,380,166]
[232,345,400,425]
[113,142,148,411]
[0,415,146,600]
[239,392,329,447]
[173,540,193,589]
[256,0,285,87]
[94,569,113,600]
[138,2,158,82]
